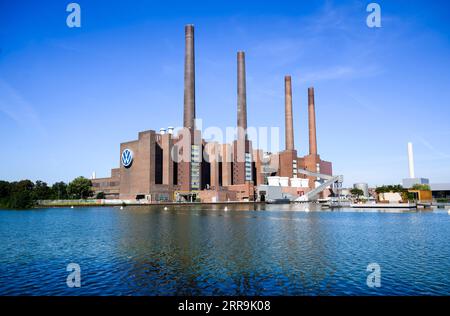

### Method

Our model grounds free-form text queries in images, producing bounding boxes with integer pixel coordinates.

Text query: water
[0,204,449,296]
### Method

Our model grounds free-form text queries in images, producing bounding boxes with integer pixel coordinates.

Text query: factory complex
[91,25,338,203]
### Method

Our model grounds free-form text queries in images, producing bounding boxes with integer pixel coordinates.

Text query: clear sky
[1,0,450,187]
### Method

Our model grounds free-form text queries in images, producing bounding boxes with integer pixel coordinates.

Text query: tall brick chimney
[308,87,318,156]
[183,24,195,131]
[232,51,250,185]
[285,76,294,151]
[237,51,247,142]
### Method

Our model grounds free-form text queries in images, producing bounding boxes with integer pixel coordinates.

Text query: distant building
[402,178,430,189]
[430,183,450,199]
[408,189,432,202]
[353,183,369,197]
[402,142,430,189]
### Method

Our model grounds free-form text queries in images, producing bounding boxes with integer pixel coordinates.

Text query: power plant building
[92,25,334,202]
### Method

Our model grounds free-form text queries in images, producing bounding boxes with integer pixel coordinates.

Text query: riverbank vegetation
[411,184,431,191]
[375,184,431,202]
[375,185,405,194]
[0,177,93,209]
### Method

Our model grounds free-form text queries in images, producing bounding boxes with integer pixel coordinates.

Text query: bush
[412,184,431,191]
[375,185,405,194]
[350,188,364,197]
[96,192,105,199]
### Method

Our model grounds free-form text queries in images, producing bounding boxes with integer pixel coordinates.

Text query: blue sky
[1,0,450,187]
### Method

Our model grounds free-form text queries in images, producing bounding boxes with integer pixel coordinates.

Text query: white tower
[407,142,415,178]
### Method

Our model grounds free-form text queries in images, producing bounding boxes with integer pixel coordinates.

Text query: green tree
[350,188,364,197]
[96,191,105,199]
[0,181,12,208]
[33,180,52,200]
[14,180,35,192]
[51,182,69,200]
[412,184,431,191]
[7,180,35,209]
[67,177,92,199]
[0,180,11,198]
[375,185,405,194]
[405,191,416,202]
[8,190,34,209]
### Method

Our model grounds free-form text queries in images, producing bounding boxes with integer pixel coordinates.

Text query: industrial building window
[230,162,234,185]
[173,161,178,185]
[201,160,211,190]
[191,145,201,190]
[201,144,210,190]
[245,153,252,181]
[252,162,257,185]
[157,194,169,202]
[218,162,223,186]
[155,144,163,184]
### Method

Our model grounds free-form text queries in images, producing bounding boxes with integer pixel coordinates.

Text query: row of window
[93,181,119,188]
[191,145,201,189]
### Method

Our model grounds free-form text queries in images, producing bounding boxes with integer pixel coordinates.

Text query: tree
[13,180,35,192]
[0,180,11,198]
[8,189,34,209]
[350,188,364,197]
[33,180,52,200]
[96,192,105,199]
[0,181,12,208]
[412,184,431,191]
[404,191,416,202]
[7,180,35,209]
[67,177,92,199]
[375,185,405,194]
[51,182,69,200]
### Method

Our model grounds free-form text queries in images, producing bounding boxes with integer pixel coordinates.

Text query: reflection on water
[0,204,449,295]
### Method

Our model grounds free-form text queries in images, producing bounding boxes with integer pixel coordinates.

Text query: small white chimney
[92,171,96,180]
[408,142,415,178]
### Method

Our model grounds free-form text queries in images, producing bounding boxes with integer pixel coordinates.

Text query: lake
[0,204,449,295]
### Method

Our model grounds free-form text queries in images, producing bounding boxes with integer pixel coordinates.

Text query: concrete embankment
[36,199,264,208]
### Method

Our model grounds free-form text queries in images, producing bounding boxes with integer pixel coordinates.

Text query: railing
[295,174,344,202]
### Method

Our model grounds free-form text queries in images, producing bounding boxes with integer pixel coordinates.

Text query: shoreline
[29,200,450,212]
[34,200,267,209]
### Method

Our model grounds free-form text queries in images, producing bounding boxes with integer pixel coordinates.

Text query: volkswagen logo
[121,149,133,168]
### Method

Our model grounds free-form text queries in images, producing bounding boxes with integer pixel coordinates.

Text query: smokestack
[183,24,195,131]
[237,51,247,141]
[408,142,415,178]
[308,87,318,156]
[285,76,294,151]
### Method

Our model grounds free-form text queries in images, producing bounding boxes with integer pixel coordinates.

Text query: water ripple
[0,206,449,295]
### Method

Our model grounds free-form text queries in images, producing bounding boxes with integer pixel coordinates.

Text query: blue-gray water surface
[0,204,449,296]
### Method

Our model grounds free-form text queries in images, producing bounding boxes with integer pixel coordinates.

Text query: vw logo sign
[121,149,133,168]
